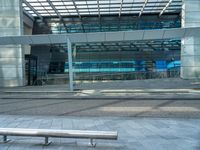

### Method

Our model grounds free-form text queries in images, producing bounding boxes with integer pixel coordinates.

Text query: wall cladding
[0,0,25,87]
[181,0,200,79]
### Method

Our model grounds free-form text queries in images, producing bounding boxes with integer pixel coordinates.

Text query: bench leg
[3,135,10,143]
[44,137,52,146]
[89,139,96,147]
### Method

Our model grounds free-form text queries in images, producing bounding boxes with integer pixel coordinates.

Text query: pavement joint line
[101,91,191,93]
[3,90,200,94]
[3,91,80,93]
[1,97,200,100]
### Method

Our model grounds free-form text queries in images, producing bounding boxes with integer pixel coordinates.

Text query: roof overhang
[0,27,198,45]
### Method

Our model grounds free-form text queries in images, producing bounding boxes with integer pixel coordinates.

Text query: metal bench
[0,128,118,147]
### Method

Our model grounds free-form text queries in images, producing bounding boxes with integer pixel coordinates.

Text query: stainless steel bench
[0,128,118,147]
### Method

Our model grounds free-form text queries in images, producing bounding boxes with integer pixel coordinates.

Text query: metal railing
[75,69,180,81]
[0,128,118,147]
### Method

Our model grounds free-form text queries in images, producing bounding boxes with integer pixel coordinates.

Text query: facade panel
[181,0,200,79]
[0,0,24,87]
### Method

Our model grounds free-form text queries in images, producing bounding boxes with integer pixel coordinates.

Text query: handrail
[0,128,118,147]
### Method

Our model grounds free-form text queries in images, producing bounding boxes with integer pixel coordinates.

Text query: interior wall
[23,24,33,55]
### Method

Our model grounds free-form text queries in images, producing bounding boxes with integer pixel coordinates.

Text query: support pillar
[181,0,200,79]
[67,38,74,91]
[0,0,25,87]
[73,45,76,86]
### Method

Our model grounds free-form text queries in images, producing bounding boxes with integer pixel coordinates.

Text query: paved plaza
[0,79,200,149]
[0,115,200,150]
[0,96,200,150]
[1,97,200,118]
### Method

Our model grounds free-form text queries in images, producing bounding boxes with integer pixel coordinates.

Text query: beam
[23,0,43,20]
[146,43,156,51]
[76,50,180,61]
[0,27,199,45]
[97,0,100,18]
[46,0,68,32]
[131,43,140,51]
[67,38,74,91]
[159,0,173,17]
[119,0,124,17]
[71,0,81,18]
[139,0,148,17]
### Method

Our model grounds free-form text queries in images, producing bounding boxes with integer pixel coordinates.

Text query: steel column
[67,38,74,91]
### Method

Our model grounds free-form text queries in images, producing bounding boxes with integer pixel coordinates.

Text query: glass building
[0,0,199,90]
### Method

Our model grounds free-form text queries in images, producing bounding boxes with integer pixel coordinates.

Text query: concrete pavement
[0,115,200,150]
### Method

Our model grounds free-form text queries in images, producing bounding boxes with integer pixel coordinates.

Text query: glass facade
[50,15,181,33]
[47,15,181,83]
[24,0,182,85]
[66,38,180,82]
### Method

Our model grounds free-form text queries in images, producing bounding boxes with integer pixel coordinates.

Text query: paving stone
[0,115,200,150]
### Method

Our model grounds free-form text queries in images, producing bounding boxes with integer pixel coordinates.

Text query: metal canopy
[0,27,199,45]
[75,40,181,52]
[22,0,182,18]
